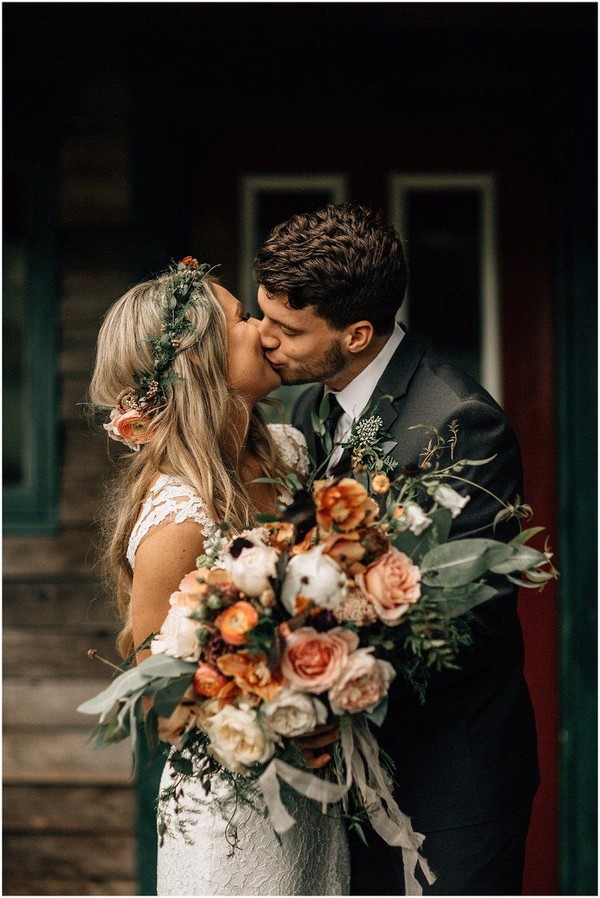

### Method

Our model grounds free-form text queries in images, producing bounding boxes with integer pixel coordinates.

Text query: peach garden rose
[328,647,396,715]
[281,626,359,694]
[356,547,422,625]
[103,408,158,449]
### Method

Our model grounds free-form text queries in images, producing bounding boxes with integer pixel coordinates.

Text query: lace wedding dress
[128,424,350,897]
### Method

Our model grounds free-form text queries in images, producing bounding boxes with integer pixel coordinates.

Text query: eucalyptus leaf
[380,440,398,454]
[77,654,196,717]
[429,507,454,545]
[506,574,544,589]
[489,544,547,574]
[364,696,388,728]
[424,582,498,618]
[254,513,281,524]
[391,509,450,562]
[420,539,513,588]
[510,526,546,546]
[153,674,195,717]
[452,455,497,467]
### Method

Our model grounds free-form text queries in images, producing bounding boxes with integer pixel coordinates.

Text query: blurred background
[3,3,596,896]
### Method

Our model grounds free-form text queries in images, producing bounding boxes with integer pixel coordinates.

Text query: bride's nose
[257,317,280,350]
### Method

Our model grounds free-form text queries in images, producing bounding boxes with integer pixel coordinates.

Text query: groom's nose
[257,317,280,351]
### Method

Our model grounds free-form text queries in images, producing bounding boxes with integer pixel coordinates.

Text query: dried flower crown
[104,256,214,450]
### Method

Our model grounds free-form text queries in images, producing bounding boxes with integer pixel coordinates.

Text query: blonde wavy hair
[89,273,288,658]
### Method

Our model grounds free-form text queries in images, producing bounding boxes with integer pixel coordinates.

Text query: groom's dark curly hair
[252,202,408,335]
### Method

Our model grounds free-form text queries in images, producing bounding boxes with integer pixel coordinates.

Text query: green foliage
[152,675,195,718]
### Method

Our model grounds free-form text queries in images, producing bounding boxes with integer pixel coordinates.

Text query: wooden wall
[3,72,138,896]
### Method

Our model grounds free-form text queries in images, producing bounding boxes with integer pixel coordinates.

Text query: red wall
[499,161,559,895]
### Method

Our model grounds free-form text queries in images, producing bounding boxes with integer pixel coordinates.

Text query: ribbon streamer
[257,717,436,896]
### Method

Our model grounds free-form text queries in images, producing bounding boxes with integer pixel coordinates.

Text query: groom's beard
[272,339,347,386]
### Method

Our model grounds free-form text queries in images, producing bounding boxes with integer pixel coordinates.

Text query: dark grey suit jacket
[292,325,540,833]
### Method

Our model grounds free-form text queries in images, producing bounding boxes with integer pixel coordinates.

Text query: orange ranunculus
[182,255,199,268]
[193,662,230,698]
[217,651,283,702]
[314,478,379,533]
[215,601,259,645]
[322,531,366,574]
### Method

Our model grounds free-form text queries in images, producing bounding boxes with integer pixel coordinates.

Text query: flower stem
[87,648,122,672]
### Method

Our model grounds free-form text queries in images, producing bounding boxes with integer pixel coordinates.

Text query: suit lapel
[372,324,427,422]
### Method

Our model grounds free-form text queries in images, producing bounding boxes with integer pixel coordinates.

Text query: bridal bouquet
[78,416,556,890]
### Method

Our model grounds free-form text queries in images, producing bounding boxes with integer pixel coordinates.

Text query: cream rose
[280,545,348,614]
[207,703,275,773]
[356,547,421,626]
[151,593,201,661]
[196,697,221,734]
[281,626,359,694]
[261,687,328,739]
[225,544,279,597]
[328,648,396,715]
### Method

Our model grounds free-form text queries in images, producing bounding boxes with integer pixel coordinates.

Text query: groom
[254,203,539,896]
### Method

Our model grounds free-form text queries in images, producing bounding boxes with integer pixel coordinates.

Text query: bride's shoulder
[127,473,214,569]
[268,423,309,473]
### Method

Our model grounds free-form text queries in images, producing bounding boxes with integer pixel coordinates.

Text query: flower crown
[104,256,214,451]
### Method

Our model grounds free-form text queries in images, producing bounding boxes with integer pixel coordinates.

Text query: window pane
[405,189,481,381]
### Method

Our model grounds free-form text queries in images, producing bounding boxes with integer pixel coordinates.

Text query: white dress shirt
[325,321,404,473]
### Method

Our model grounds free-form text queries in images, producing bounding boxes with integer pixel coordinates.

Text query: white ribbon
[257,716,436,895]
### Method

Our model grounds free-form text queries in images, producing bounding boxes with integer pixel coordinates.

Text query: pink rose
[281,626,359,694]
[104,408,157,449]
[328,648,396,715]
[356,547,421,626]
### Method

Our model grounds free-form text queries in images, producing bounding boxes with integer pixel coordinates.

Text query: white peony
[151,598,200,662]
[328,648,396,715]
[434,485,471,518]
[207,703,275,773]
[224,544,279,597]
[402,504,433,535]
[281,545,348,614]
[261,687,328,739]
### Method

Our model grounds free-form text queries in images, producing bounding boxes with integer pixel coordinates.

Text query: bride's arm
[131,519,206,664]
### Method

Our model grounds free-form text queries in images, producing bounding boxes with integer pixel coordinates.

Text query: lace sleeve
[127,474,215,569]
[268,423,309,476]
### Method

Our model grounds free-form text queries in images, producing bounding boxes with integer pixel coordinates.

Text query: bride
[89,258,349,896]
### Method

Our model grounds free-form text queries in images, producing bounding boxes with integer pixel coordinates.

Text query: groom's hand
[295,722,340,769]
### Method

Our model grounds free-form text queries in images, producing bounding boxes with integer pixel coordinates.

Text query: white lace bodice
[127,423,308,568]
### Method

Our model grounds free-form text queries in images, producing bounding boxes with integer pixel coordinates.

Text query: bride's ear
[343,321,374,354]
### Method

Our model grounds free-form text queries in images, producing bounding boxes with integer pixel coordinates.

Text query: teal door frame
[556,126,597,895]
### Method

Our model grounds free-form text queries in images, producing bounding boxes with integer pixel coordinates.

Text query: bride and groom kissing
[91,202,539,895]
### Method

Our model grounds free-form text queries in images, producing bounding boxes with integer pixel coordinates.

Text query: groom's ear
[343,321,374,354]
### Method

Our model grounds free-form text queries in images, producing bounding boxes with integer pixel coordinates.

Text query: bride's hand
[295,722,340,770]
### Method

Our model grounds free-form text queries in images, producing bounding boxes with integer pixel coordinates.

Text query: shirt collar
[326,321,404,419]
